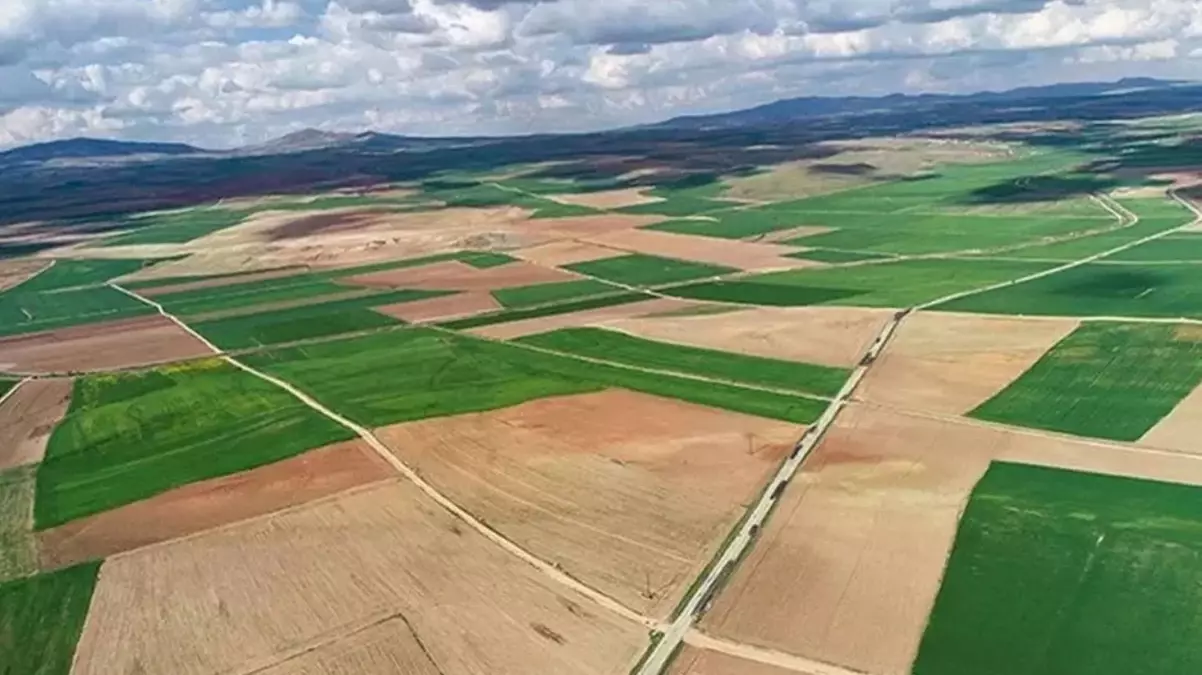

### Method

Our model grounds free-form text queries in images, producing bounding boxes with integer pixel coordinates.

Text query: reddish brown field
[37,440,392,570]
[343,260,578,292]
[0,378,72,471]
[468,297,704,339]
[669,645,833,675]
[514,240,623,267]
[373,291,501,323]
[580,229,810,271]
[0,315,212,375]
[375,389,799,618]
[73,478,645,675]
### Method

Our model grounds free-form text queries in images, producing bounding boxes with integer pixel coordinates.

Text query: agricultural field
[101,208,248,247]
[0,315,211,374]
[491,279,620,308]
[0,561,100,675]
[565,253,737,286]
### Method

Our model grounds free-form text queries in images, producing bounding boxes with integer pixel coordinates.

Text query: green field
[668,258,1053,308]
[16,259,157,293]
[1003,197,1194,261]
[0,379,19,399]
[459,251,517,269]
[101,209,247,247]
[915,462,1202,675]
[517,327,848,398]
[491,279,618,308]
[0,286,156,338]
[645,210,804,240]
[786,249,896,264]
[970,323,1202,441]
[422,181,597,218]
[619,183,733,217]
[1104,234,1202,262]
[36,359,352,528]
[154,275,355,318]
[0,561,100,675]
[0,466,36,582]
[191,289,446,350]
[565,254,736,286]
[439,291,653,330]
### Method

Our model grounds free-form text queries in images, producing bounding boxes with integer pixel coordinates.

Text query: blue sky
[0,0,1199,148]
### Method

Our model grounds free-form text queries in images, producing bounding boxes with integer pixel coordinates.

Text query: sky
[1,0,1200,149]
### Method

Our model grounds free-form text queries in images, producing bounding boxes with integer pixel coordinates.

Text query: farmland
[565,254,737,286]
[101,208,248,246]
[0,561,100,675]
[439,291,655,330]
[491,279,619,308]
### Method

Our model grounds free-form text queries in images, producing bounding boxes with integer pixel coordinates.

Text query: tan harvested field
[38,440,392,570]
[72,479,645,675]
[603,306,894,368]
[469,297,704,339]
[514,240,623,267]
[374,291,501,323]
[137,267,306,297]
[269,207,401,241]
[856,312,1080,415]
[343,259,579,292]
[0,465,37,582]
[0,259,51,291]
[520,214,669,237]
[580,229,811,272]
[376,390,798,618]
[257,616,443,675]
[548,188,664,209]
[0,378,72,471]
[0,315,212,375]
[1141,382,1202,455]
[668,646,799,675]
[702,404,1202,675]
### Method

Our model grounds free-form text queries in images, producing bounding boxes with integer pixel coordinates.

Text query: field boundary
[685,629,868,675]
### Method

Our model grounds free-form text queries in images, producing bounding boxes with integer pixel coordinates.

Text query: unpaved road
[685,630,867,675]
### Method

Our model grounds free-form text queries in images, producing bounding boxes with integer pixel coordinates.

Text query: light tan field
[375,390,798,618]
[0,378,72,470]
[38,440,392,570]
[549,188,663,209]
[0,465,36,582]
[603,306,894,368]
[137,267,305,297]
[343,260,578,292]
[72,479,644,675]
[0,315,212,375]
[702,404,1202,675]
[468,297,704,339]
[521,214,669,238]
[754,225,833,243]
[374,291,501,323]
[0,259,51,292]
[669,646,799,675]
[856,312,1079,415]
[514,240,623,267]
[1141,382,1202,455]
[580,229,811,272]
[257,616,443,675]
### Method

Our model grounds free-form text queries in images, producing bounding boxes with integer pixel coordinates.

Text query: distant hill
[240,128,488,156]
[0,137,206,165]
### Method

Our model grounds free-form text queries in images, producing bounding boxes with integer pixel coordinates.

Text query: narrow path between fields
[3,258,56,294]
[685,629,868,675]
[0,377,30,408]
[109,281,660,633]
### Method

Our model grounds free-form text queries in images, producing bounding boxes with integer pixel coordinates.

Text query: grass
[36,359,352,528]
[668,258,1054,308]
[786,249,896,264]
[1002,196,1194,261]
[517,327,849,397]
[439,291,654,330]
[565,254,737,286]
[100,208,247,246]
[191,289,448,350]
[914,462,1202,675]
[0,561,100,675]
[1104,234,1202,262]
[0,286,156,338]
[970,322,1202,441]
[491,279,619,308]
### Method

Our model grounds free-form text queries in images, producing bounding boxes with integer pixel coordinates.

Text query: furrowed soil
[857,312,1081,415]
[71,479,644,675]
[702,404,1202,675]
[468,297,704,339]
[579,229,811,272]
[0,315,212,374]
[603,306,894,368]
[373,291,501,323]
[375,389,798,618]
[256,616,443,675]
[37,440,392,570]
[0,378,72,470]
[343,260,579,292]
[514,241,624,267]
[668,646,807,675]
[548,188,664,210]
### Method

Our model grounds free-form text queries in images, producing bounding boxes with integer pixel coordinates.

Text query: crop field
[517,327,849,397]
[0,285,157,338]
[646,209,809,240]
[787,249,895,264]
[0,315,211,375]
[618,184,734,217]
[36,359,352,529]
[565,254,737,286]
[970,322,1202,441]
[191,288,447,349]
[152,274,360,317]
[914,462,1202,675]
[101,208,248,247]
[1002,196,1195,261]
[1103,234,1202,261]
[668,258,1054,307]
[439,291,654,329]
[491,279,619,308]
[0,561,100,675]
[0,465,36,581]
[17,259,156,292]
[0,379,18,398]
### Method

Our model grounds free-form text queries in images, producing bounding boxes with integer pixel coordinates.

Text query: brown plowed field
[0,259,51,292]
[374,291,501,323]
[72,479,644,675]
[581,229,810,272]
[702,404,1202,675]
[343,260,578,292]
[515,240,623,267]
[375,389,798,618]
[856,312,1079,415]
[257,616,442,675]
[468,297,703,340]
[0,378,72,470]
[548,188,663,209]
[603,306,893,368]
[138,267,306,297]
[37,440,392,570]
[668,646,812,675]
[0,315,212,374]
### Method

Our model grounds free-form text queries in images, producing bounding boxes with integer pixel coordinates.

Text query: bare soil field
[344,260,579,292]
[0,378,72,470]
[374,291,501,323]
[376,389,798,618]
[856,312,1079,415]
[257,616,443,675]
[548,188,664,210]
[469,297,704,339]
[1141,383,1202,455]
[0,315,212,375]
[702,404,1202,675]
[520,214,669,238]
[580,229,810,272]
[668,646,799,675]
[0,465,37,582]
[514,240,623,267]
[138,267,306,297]
[0,259,51,292]
[71,479,644,675]
[38,440,392,570]
[602,306,894,368]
